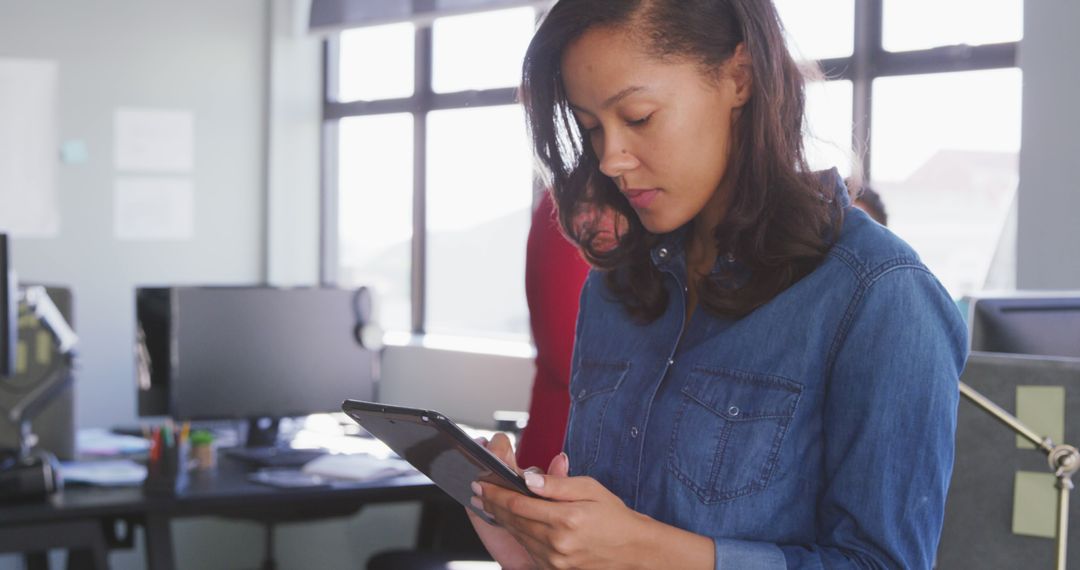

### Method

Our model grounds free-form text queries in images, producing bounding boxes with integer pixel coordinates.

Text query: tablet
[341,399,540,525]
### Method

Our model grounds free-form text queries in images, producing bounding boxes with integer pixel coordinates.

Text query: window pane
[432,8,536,94]
[338,114,414,332]
[338,23,414,102]
[883,0,1022,52]
[804,79,853,177]
[774,0,854,60]
[871,69,1022,298]
[426,106,533,339]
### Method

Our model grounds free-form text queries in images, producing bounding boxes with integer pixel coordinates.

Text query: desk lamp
[960,380,1080,570]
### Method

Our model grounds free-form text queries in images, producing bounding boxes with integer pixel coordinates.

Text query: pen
[163,419,174,448]
[150,426,160,463]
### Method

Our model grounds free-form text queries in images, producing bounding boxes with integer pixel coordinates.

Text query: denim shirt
[565,171,967,569]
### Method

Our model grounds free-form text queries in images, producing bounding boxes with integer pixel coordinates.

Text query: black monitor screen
[135,287,172,416]
[1,234,16,377]
[136,287,375,420]
[971,297,1080,358]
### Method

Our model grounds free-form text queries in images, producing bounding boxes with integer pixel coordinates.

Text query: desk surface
[1,455,446,570]
[0,454,441,525]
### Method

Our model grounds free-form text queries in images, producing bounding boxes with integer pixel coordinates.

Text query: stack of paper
[61,460,147,486]
[300,454,416,482]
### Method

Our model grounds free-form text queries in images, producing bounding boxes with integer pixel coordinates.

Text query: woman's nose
[597,136,639,180]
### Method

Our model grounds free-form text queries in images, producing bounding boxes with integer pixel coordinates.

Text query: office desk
[0,457,444,570]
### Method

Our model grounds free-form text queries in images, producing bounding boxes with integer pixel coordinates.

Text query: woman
[469,1,967,568]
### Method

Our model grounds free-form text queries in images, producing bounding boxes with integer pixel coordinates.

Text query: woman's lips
[625,188,660,209]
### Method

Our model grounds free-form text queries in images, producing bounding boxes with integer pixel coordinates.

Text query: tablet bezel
[341,399,539,524]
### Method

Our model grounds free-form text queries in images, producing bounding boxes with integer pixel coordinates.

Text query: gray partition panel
[0,285,74,459]
[937,352,1080,568]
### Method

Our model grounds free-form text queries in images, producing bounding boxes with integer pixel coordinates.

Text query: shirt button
[578,389,587,399]
[726,252,736,263]
[630,426,639,438]
[667,358,675,366]
[656,247,669,259]
[728,406,740,417]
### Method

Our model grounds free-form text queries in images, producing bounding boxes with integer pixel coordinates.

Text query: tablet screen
[342,400,534,525]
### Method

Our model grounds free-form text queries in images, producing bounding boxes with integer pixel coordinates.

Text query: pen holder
[143,439,190,496]
[191,442,216,470]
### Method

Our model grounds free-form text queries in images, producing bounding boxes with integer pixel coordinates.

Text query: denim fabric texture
[564,170,968,569]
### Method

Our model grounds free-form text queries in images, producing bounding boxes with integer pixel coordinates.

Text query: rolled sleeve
[715,537,787,570]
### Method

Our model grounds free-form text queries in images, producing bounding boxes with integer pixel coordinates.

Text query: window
[337,113,414,332]
[775,0,854,60]
[872,69,1022,296]
[431,8,536,93]
[325,1,1024,341]
[327,8,538,341]
[883,0,1023,52]
[337,23,415,102]
[804,79,854,177]
[426,105,533,339]
[786,1,1022,298]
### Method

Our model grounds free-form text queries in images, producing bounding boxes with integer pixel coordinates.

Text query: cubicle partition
[938,352,1080,568]
[0,285,74,460]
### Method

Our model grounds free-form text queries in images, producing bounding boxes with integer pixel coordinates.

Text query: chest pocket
[566,360,630,475]
[668,367,802,504]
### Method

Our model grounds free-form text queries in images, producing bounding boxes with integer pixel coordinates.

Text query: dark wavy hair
[521,0,842,321]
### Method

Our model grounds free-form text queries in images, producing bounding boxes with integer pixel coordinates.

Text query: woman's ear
[730,42,753,107]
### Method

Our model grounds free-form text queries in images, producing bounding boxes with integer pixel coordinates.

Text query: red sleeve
[516,192,591,470]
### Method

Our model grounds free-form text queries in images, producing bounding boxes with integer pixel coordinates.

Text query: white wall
[1017,0,1080,289]
[267,0,323,287]
[0,0,268,429]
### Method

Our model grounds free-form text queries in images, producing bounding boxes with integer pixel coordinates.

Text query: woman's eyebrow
[569,85,649,114]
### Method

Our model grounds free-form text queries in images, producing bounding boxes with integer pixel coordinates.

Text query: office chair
[366,499,494,570]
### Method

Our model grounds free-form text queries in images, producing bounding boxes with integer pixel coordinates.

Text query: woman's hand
[475,468,663,570]
[466,433,570,570]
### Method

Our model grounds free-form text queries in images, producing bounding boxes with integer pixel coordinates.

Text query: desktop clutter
[1,251,406,501]
[52,416,419,495]
[143,421,192,496]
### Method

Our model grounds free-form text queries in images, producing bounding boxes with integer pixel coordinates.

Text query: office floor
[0,502,422,570]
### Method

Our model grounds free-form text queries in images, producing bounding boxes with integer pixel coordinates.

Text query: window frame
[820,0,1018,181]
[322,21,526,335]
[320,0,1021,337]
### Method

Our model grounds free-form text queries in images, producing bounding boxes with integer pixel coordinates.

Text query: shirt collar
[649,168,849,273]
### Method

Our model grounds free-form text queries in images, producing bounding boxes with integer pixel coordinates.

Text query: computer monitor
[1,233,17,377]
[135,286,375,446]
[938,352,1080,568]
[969,294,1080,358]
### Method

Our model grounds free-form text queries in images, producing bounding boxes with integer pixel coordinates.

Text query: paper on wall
[114,177,194,240]
[1012,470,1057,539]
[1016,385,1065,450]
[0,58,60,237]
[114,108,194,172]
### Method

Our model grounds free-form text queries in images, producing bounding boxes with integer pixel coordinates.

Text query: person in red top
[515,191,591,472]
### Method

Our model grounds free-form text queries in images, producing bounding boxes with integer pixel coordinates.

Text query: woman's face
[561,25,749,234]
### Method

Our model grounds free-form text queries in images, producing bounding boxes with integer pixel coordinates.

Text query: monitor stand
[245,417,280,448]
[224,417,326,468]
